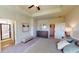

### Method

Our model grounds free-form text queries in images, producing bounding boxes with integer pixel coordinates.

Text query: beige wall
[15,15,33,44]
[0,6,33,44]
[37,17,65,31]
[37,19,49,31]
[31,19,37,37]
[36,17,65,38]
[49,17,65,24]
[65,6,79,40]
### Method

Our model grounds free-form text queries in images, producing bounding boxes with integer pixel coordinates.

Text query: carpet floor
[2,38,61,53]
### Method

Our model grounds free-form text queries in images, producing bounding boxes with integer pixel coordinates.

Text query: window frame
[0,23,11,40]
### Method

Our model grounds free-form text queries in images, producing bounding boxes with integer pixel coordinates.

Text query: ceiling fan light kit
[28,5,40,11]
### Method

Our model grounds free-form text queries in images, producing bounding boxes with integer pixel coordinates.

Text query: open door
[50,24,55,38]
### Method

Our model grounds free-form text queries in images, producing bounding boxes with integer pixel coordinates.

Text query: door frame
[50,24,55,38]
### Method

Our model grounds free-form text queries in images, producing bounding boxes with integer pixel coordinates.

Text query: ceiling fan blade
[28,5,34,8]
[37,6,40,10]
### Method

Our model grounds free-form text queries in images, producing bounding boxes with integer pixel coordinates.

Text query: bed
[57,37,79,53]
[63,40,79,53]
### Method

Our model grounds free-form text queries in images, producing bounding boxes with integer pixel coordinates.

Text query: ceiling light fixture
[28,4,40,10]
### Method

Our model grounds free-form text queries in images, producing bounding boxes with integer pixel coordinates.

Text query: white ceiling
[18,5,61,15]
[0,5,75,19]
[18,5,75,19]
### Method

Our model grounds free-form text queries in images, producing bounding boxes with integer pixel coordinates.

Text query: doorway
[50,24,55,38]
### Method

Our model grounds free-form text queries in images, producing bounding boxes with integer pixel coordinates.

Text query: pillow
[57,40,70,50]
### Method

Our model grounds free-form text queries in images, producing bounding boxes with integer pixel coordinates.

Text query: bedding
[63,41,79,53]
[57,37,75,50]
[64,37,75,43]
[57,40,70,50]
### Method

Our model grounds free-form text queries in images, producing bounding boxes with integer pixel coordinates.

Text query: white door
[55,23,65,39]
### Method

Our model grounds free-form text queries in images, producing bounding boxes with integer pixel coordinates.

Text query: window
[0,24,11,40]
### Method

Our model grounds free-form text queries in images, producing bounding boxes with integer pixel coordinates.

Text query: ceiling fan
[28,5,40,10]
